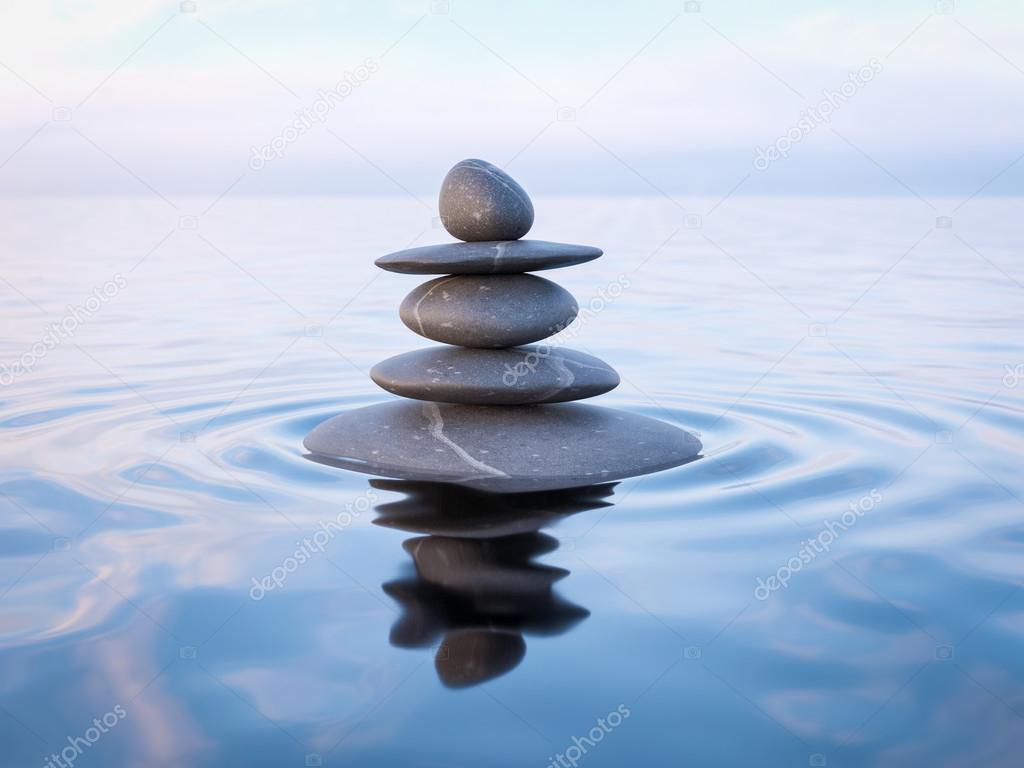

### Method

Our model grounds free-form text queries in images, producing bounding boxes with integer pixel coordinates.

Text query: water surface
[1,196,1022,766]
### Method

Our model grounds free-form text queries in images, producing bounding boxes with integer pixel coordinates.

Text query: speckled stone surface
[375,240,602,275]
[370,345,619,405]
[439,159,534,242]
[399,275,578,348]
[303,400,702,492]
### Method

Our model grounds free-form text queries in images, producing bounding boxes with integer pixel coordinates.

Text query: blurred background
[1,0,1022,198]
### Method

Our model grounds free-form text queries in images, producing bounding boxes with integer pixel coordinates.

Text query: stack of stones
[304,159,701,492]
[370,158,619,407]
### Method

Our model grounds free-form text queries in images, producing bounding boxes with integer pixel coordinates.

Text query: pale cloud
[0,1,1021,195]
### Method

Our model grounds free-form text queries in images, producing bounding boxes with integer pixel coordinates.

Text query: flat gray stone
[439,159,534,242]
[399,275,578,348]
[370,345,619,405]
[375,240,602,275]
[303,400,702,492]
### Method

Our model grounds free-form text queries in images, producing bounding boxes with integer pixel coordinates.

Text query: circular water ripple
[1,198,1022,765]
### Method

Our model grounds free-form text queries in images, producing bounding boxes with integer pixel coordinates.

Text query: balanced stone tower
[304,159,701,492]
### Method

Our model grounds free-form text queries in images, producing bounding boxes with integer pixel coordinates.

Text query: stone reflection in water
[374,479,616,688]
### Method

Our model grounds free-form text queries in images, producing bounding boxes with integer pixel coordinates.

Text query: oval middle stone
[371,345,619,405]
[399,274,578,348]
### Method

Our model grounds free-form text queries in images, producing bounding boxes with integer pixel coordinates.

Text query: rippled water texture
[1,197,1022,766]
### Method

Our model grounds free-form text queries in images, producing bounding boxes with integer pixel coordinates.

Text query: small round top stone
[439,159,534,242]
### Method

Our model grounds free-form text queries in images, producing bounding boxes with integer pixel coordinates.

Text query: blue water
[1,196,1022,766]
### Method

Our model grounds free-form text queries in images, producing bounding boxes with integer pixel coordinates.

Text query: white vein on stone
[464,159,526,207]
[410,275,459,335]
[564,356,616,374]
[492,241,508,273]
[536,352,575,401]
[423,402,509,477]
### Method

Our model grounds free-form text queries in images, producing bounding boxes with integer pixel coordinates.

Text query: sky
[0,0,1021,198]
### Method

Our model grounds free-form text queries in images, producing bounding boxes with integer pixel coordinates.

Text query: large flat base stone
[303,400,702,492]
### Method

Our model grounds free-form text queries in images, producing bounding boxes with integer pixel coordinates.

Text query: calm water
[1,196,1022,766]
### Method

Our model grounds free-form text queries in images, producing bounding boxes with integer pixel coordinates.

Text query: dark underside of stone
[303,400,702,492]
[370,478,618,538]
